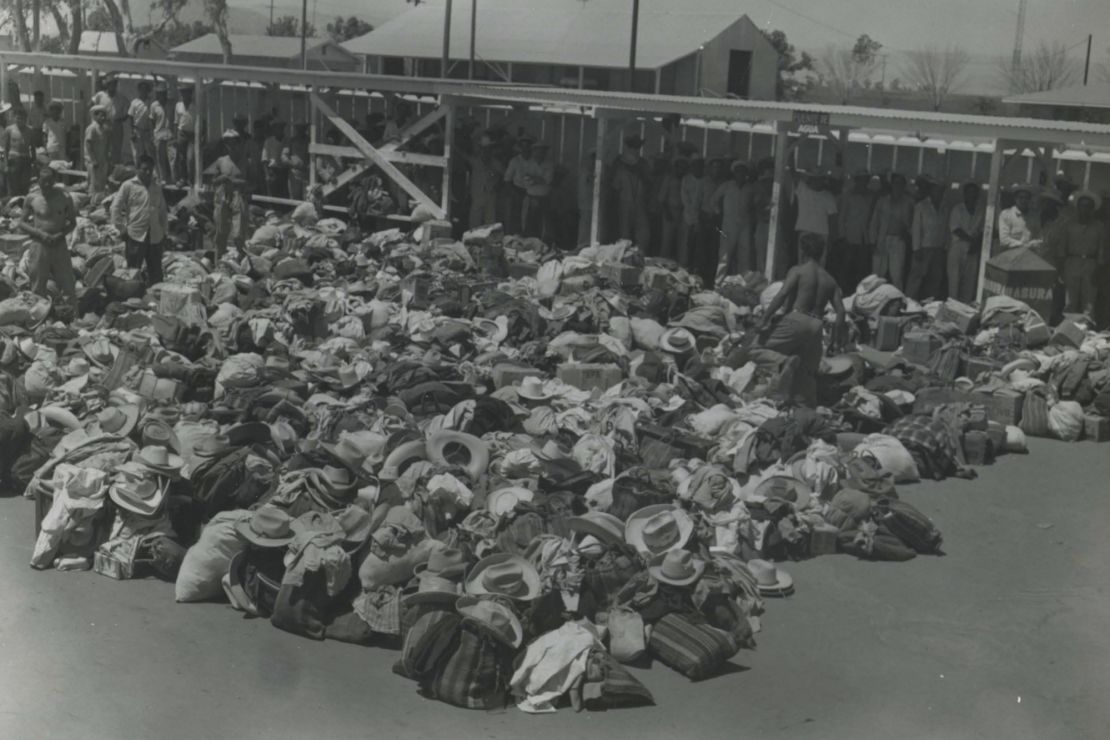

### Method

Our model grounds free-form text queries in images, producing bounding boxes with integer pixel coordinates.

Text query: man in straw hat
[759,232,845,407]
[84,105,110,203]
[19,161,78,305]
[1056,190,1106,315]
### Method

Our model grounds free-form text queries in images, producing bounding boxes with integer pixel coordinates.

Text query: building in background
[79,31,167,59]
[343,0,778,99]
[1004,83,1110,124]
[170,34,359,72]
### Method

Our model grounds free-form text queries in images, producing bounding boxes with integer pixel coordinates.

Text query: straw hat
[402,573,464,607]
[414,547,469,579]
[1074,189,1102,210]
[91,404,140,438]
[567,510,625,547]
[109,479,164,517]
[137,445,184,474]
[82,336,118,368]
[746,559,794,597]
[659,327,697,355]
[465,553,542,601]
[648,550,706,587]
[516,376,557,402]
[235,506,296,548]
[455,595,524,648]
[625,504,694,557]
[485,486,534,517]
[753,475,812,510]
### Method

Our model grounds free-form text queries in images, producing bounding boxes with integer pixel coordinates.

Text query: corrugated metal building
[342,0,779,99]
[1004,83,1110,124]
[170,34,359,72]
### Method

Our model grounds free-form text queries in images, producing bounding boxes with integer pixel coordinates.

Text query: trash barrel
[982,246,1057,320]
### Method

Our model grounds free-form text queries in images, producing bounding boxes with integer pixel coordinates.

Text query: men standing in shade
[20,163,78,305]
[128,80,155,166]
[906,176,948,300]
[712,160,754,283]
[42,102,66,160]
[698,158,725,283]
[466,133,504,231]
[26,91,46,150]
[206,130,247,254]
[793,170,838,266]
[1,107,35,197]
[520,142,554,239]
[111,155,169,286]
[283,123,311,201]
[947,182,984,303]
[679,157,704,269]
[174,86,197,187]
[1055,191,1106,315]
[84,105,110,203]
[836,170,877,291]
[658,157,686,262]
[998,184,1042,250]
[611,135,651,248]
[92,76,128,166]
[502,136,533,235]
[869,173,915,289]
[151,83,173,183]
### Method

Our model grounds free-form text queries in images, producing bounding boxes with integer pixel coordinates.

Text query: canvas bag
[605,606,647,664]
[1020,389,1050,438]
[872,497,943,554]
[421,620,516,710]
[648,612,741,681]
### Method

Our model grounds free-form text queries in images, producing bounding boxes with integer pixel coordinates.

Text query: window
[727,50,753,98]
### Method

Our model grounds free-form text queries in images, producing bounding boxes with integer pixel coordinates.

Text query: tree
[204,0,233,63]
[900,45,971,111]
[267,15,315,38]
[818,34,883,104]
[760,28,815,101]
[326,15,373,42]
[999,41,1076,93]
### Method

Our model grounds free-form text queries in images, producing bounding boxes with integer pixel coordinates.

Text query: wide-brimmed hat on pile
[649,549,706,587]
[137,445,184,476]
[109,478,164,516]
[625,504,694,556]
[455,595,524,648]
[405,548,470,606]
[426,431,489,481]
[465,553,542,601]
[567,510,625,547]
[322,431,385,475]
[747,558,794,597]
[753,475,812,510]
[141,419,180,452]
[90,403,140,438]
[194,433,232,458]
[659,327,697,355]
[235,506,296,548]
[485,486,534,517]
[82,336,118,368]
[335,505,373,549]
[516,376,557,402]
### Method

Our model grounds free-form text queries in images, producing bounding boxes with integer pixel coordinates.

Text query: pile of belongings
[4,204,1107,715]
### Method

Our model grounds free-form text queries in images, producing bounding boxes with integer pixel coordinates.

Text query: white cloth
[510,621,600,713]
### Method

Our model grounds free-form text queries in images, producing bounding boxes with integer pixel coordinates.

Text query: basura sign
[792,111,830,134]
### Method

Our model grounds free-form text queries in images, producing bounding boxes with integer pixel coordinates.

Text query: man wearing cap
[173,87,197,187]
[84,105,110,203]
[1056,191,1106,315]
[869,173,915,289]
[42,102,66,160]
[759,232,845,407]
[92,76,129,165]
[712,160,754,284]
[1,107,34,196]
[111,154,169,286]
[19,162,78,304]
[948,182,985,303]
[907,176,948,300]
[128,81,155,166]
[151,83,172,182]
[998,184,1041,250]
[836,170,877,291]
[612,135,652,249]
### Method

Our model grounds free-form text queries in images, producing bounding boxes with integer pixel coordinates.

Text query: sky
[232,0,1110,93]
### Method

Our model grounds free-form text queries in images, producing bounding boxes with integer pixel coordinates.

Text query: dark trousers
[697,212,721,286]
[906,247,946,301]
[125,234,165,286]
[6,158,30,197]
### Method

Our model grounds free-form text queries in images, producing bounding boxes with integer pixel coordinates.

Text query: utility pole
[469,0,477,80]
[269,0,274,27]
[1084,34,1093,85]
[1009,0,1028,92]
[442,0,454,78]
[628,0,640,91]
[300,0,308,70]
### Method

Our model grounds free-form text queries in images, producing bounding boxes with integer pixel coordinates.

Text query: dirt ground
[1,437,1107,740]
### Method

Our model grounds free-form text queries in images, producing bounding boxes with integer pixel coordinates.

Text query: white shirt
[111,176,168,243]
[948,202,984,251]
[998,206,1038,249]
[911,199,947,251]
[794,181,838,236]
[175,101,196,134]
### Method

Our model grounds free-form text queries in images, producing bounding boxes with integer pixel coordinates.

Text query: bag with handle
[648,611,741,680]
[605,606,647,664]
[872,497,943,554]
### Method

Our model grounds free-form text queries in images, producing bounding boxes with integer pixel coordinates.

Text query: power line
[760,0,857,40]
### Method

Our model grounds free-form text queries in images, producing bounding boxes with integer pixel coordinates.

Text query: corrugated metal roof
[343,0,767,70]
[1002,83,1110,110]
[172,34,331,58]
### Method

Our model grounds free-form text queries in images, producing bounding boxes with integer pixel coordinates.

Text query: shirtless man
[20,163,78,305]
[759,232,845,406]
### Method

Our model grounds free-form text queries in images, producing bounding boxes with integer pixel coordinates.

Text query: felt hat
[403,572,463,607]
[426,431,489,481]
[1038,188,1065,206]
[659,327,697,354]
[322,434,374,473]
[465,553,542,601]
[82,336,118,368]
[567,510,625,547]
[321,465,356,492]
[64,357,91,378]
[92,404,140,438]
[109,478,164,516]
[194,433,231,458]
[1074,189,1102,210]
[1009,183,1035,196]
[649,549,706,587]
[226,421,272,447]
[753,475,812,510]
[379,439,428,481]
[625,505,694,556]
[414,547,469,579]
[623,135,644,148]
[141,419,180,452]
[455,595,524,648]
[485,486,534,517]
[137,445,184,474]
[235,506,296,548]
[516,376,557,402]
[747,559,794,597]
[335,505,373,547]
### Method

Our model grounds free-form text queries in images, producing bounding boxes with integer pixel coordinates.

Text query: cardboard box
[936,298,980,334]
[1051,317,1089,349]
[598,262,643,289]
[1085,414,1110,442]
[875,316,903,351]
[492,363,542,389]
[986,421,1007,451]
[962,430,995,465]
[901,330,941,365]
[558,363,623,392]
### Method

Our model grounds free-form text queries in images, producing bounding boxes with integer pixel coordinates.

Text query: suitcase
[875,316,903,351]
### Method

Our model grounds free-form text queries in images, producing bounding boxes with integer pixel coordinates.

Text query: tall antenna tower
[1009,0,1028,91]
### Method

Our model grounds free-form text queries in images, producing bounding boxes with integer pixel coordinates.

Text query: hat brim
[649,560,705,586]
[138,451,184,471]
[234,519,295,548]
[567,514,625,546]
[1074,190,1102,209]
[92,404,140,439]
[624,504,694,556]
[756,571,794,597]
[464,553,542,601]
[753,475,812,510]
[109,486,164,516]
[403,589,462,607]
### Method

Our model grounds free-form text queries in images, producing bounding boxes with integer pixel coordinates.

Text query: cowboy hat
[625,504,694,557]
[91,404,140,438]
[322,434,375,474]
[225,421,273,447]
[426,431,489,481]
[485,486,534,517]
[137,445,184,474]
[455,595,524,648]
[659,327,697,355]
[746,558,794,597]
[465,553,542,601]
[649,550,706,587]
[141,419,181,453]
[403,572,464,607]
[379,440,428,481]
[754,475,812,510]
[235,506,296,548]
[109,478,164,517]
[194,433,231,458]
[335,505,373,547]
[516,376,557,402]
[1073,189,1102,210]
[414,547,469,579]
[1009,183,1035,196]
[567,510,625,547]
[64,357,91,378]
[82,336,118,368]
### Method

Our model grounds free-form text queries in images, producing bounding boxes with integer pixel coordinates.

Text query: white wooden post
[977,138,1005,303]
[589,111,606,246]
[765,119,789,280]
[440,99,455,218]
[193,75,204,194]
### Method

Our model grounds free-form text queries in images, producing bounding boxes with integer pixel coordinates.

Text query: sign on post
[792,111,830,135]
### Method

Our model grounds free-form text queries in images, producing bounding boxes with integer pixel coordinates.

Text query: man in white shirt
[907,176,948,300]
[947,182,985,302]
[110,154,169,285]
[42,101,66,160]
[998,184,1041,250]
[868,173,915,289]
[794,170,839,265]
[173,86,196,187]
[84,105,110,203]
[128,80,154,166]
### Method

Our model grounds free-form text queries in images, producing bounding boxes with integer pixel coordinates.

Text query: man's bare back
[781,261,839,316]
